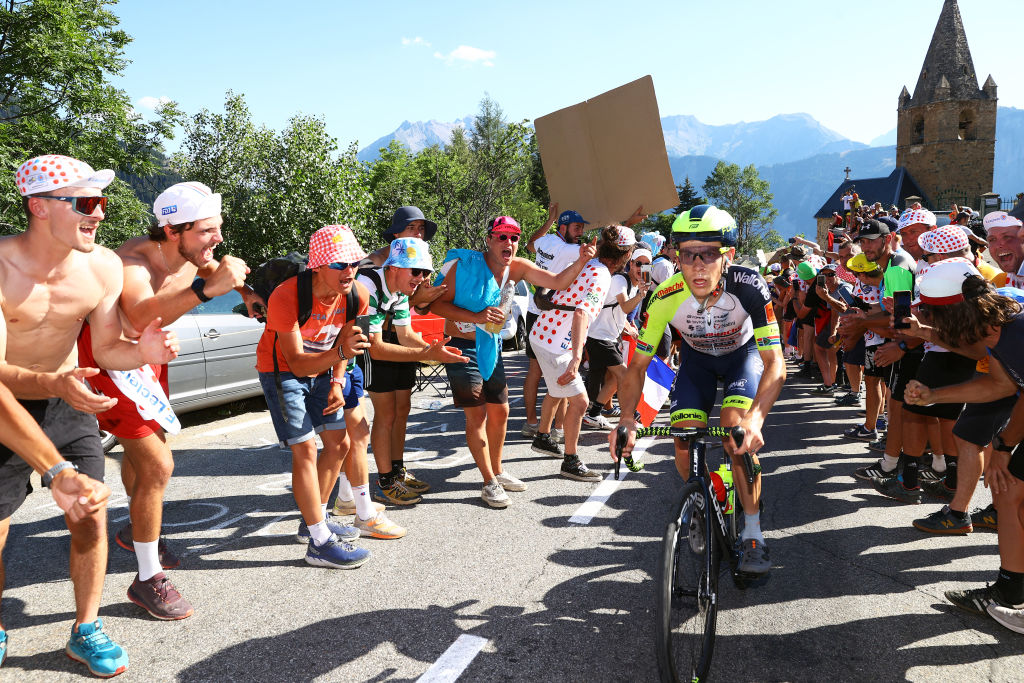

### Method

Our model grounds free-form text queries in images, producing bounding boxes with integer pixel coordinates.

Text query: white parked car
[500,279,530,351]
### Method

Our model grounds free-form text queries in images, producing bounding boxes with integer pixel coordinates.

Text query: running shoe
[495,470,527,492]
[812,384,836,396]
[602,406,621,418]
[331,497,385,517]
[853,459,897,481]
[304,535,370,569]
[970,503,998,530]
[835,392,862,407]
[870,476,923,504]
[520,422,539,438]
[373,479,422,506]
[917,464,944,482]
[115,524,179,570]
[127,572,194,620]
[531,432,563,458]
[921,479,955,503]
[868,436,887,452]
[844,425,877,441]
[875,416,888,432]
[912,505,972,534]
[353,512,406,540]
[988,602,1024,635]
[946,583,1024,617]
[737,538,771,575]
[296,518,360,544]
[66,618,128,678]
[396,466,431,493]
[560,455,602,482]
[582,413,613,430]
[481,479,510,508]
[0,629,6,668]
[552,427,564,444]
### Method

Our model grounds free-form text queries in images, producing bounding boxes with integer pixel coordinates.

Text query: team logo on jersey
[655,280,688,299]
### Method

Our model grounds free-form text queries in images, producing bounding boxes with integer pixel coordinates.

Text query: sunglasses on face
[409,268,431,277]
[676,247,727,264]
[328,261,358,271]
[490,233,520,242]
[38,195,108,216]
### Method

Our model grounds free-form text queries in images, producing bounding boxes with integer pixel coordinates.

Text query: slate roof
[813,168,929,219]
[906,0,990,106]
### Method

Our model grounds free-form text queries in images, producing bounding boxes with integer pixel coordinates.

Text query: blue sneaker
[296,518,359,544]
[304,535,370,569]
[876,416,888,432]
[1,629,7,667]
[65,619,128,678]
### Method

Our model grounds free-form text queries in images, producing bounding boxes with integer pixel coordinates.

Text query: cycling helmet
[670,204,738,247]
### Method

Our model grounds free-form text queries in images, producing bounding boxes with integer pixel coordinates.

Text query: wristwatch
[42,461,78,488]
[191,277,212,303]
[993,433,1017,453]
[897,341,909,352]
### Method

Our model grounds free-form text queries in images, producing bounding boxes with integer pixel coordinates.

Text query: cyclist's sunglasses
[676,246,728,264]
[328,261,359,271]
[37,195,108,216]
[489,232,520,242]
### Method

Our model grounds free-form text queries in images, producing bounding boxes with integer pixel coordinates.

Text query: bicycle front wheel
[655,481,721,682]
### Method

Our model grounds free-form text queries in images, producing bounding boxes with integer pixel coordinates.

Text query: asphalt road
[1,351,1022,682]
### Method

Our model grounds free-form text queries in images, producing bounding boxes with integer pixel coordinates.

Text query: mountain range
[358,108,1024,237]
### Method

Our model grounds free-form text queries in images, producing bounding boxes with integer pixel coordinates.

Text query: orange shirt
[256,277,369,374]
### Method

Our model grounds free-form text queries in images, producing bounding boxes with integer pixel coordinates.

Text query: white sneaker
[552,427,564,444]
[582,414,613,430]
[521,422,538,438]
[988,602,1024,635]
[481,479,510,508]
[495,471,527,492]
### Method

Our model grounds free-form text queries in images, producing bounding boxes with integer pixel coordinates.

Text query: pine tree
[674,177,703,214]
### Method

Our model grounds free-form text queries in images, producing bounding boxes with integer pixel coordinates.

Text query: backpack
[602,272,632,309]
[248,252,359,417]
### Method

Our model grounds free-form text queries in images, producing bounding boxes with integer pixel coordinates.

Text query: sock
[587,403,602,418]
[741,513,764,543]
[320,502,328,518]
[903,455,920,489]
[378,470,395,488]
[944,457,958,490]
[336,472,354,502]
[352,484,375,521]
[882,454,899,472]
[931,453,947,473]
[134,540,161,581]
[995,567,1024,605]
[392,459,404,472]
[308,519,332,545]
[949,507,969,519]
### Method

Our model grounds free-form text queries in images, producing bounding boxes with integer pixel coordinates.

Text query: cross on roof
[843,166,852,180]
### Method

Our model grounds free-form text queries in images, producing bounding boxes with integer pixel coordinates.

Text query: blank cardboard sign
[534,76,679,227]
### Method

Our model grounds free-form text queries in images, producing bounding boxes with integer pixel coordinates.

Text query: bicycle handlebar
[615,424,760,485]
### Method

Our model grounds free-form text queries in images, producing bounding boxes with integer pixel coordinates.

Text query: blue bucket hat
[384,237,433,271]
[387,206,437,241]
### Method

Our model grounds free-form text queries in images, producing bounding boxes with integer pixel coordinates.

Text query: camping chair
[410,313,450,398]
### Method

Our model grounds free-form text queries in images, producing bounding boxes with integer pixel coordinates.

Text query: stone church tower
[896,0,996,208]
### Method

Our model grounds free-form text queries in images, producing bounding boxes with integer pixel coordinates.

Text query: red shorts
[78,324,169,440]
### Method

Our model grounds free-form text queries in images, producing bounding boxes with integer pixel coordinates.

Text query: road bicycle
[614,424,761,683]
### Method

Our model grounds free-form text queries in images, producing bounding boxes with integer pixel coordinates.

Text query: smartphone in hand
[893,290,912,330]
[356,314,373,339]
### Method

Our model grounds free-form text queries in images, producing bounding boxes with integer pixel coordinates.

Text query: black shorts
[887,347,925,402]
[814,325,834,350]
[845,338,866,366]
[863,345,889,379]
[953,393,1017,447]
[0,398,105,521]
[444,337,508,408]
[525,312,540,360]
[584,337,624,402]
[365,357,416,393]
[904,351,979,420]
[1011,446,1024,483]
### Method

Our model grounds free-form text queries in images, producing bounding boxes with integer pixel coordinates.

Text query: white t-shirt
[851,280,883,347]
[650,255,675,285]
[588,273,635,342]
[841,193,853,211]
[529,259,610,355]
[527,234,581,315]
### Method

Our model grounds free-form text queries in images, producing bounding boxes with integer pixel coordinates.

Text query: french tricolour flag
[623,337,675,427]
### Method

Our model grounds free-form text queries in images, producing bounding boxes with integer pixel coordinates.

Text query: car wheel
[515,317,527,351]
[100,430,117,453]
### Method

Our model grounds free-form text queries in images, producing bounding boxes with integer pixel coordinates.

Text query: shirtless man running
[0,154,178,677]
[78,181,254,621]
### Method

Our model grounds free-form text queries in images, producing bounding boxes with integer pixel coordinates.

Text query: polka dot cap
[14,154,114,196]
[897,207,936,232]
[308,225,368,268]
[918,226,969,254]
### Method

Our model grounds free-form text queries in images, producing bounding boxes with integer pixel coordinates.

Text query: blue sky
[112,0,1023,150]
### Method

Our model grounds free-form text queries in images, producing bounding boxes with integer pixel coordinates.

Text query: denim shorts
[344,363,365,411]
[259,371,347,447]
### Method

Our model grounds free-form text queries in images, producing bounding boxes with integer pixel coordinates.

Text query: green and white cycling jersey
[636,265,781,357]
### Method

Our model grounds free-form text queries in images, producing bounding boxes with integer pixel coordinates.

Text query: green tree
[702,161,782,253]
[635,179,705,239]
[0,0,181,240]
[675,176,703,214]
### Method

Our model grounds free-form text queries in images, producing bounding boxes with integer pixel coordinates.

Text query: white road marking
[202,416,272,438]
[568,436,653,525]
[417,634,489,683]
[209,510,260,530]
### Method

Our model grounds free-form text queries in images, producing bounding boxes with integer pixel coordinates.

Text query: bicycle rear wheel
[655,481,721,682]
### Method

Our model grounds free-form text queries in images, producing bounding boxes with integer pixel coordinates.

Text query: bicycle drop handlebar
[613,425,759,485]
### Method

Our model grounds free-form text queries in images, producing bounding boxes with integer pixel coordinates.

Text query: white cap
[614,226,637,247]
[15,155,114,196]
[918,259,980,305]
[983,211,1023,233]
[153,182,222,227]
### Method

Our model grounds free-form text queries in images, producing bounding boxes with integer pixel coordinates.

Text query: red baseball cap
[489,216,521,235]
